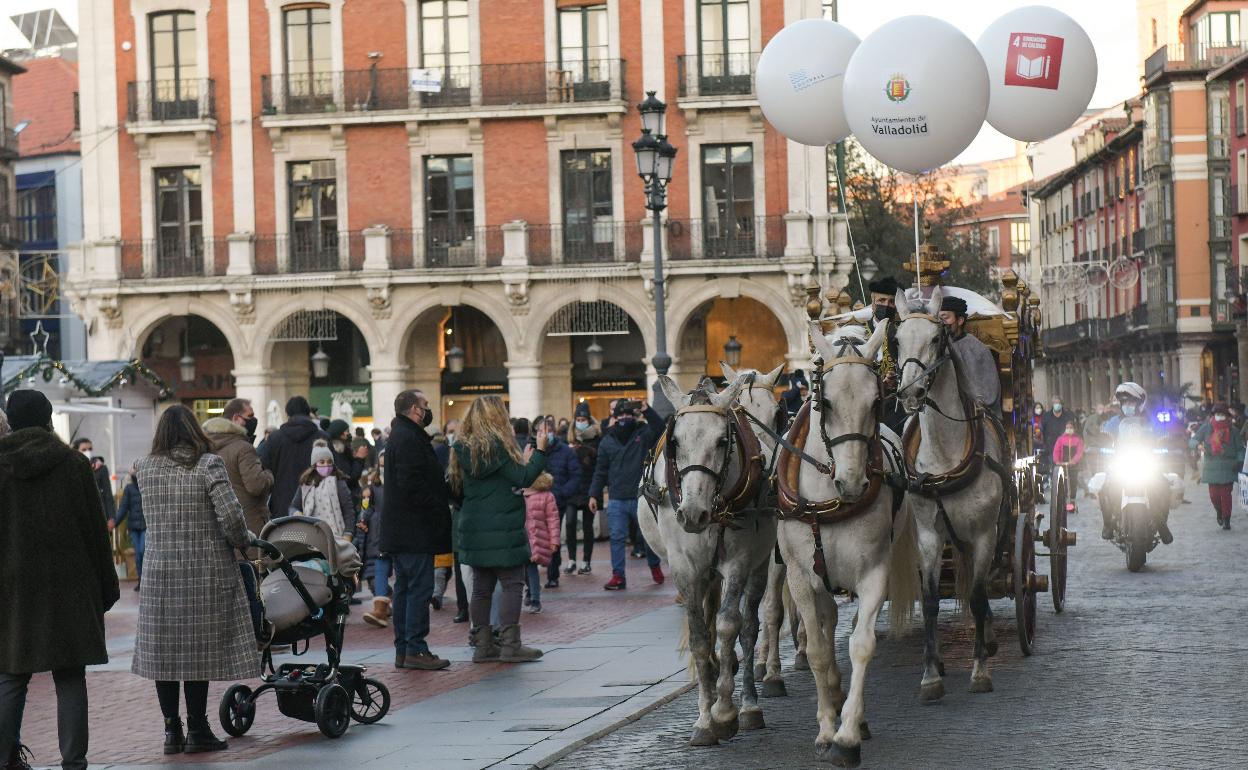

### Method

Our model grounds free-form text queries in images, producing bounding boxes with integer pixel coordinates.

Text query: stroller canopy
[260,515,362,579]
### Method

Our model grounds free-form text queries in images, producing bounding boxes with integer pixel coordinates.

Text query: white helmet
[1114,381,1147,404]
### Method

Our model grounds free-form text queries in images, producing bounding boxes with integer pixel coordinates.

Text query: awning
[53,403,135,415]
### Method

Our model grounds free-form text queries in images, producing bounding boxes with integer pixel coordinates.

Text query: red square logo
[1003,32,1065,90]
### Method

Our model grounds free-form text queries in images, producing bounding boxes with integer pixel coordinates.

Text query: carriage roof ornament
[903,222,949,294]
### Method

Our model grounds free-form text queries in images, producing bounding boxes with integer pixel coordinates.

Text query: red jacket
[1052,434,1085,466]
[523,489,561,566]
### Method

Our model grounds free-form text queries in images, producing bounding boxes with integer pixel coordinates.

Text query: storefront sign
[310,385,373,421]
[573,376,646,392]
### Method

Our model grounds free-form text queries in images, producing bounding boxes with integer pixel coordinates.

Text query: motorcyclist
[1098,382,1174,545]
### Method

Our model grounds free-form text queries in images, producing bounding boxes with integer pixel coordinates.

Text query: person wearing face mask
[1189,403,1245,530]
[258,396,329,518]
[564,404,601,575]
[289,440,355,537]
[1051,421,1086,494]
[1098,382,1173,543]
[73,438,117,525]
[326,419,364,504]
[203,399,273,559]
[867,276,907,434]
[1041,397,1068,476]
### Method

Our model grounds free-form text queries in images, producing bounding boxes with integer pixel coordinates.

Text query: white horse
[776,322,919,767]
[642,367,782,746]
[893,286,1008,699]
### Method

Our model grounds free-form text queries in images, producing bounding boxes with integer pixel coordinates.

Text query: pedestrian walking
[451,395,548,663]
[259,396,330,518]
[73,438,117,524]
[1190,403,1246,530]
[380,389,453,671]
[110,465,147,591]
[563,414,601,575]
[132,405,258,756]
[1051,421,1086,494]
[203,398,273,553]
[0,393,119,770]
[289,440,356,538]
[523,473,561,614]
[359,465,394,628]
[589,401,665,590]
[539,417,580,588]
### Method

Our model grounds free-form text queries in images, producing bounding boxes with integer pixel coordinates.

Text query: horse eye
[716,436,729,447]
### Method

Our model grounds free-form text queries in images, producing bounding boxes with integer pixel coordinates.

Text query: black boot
[163,717,185,755]
[184,715,227,753]
[1156,519,1174,545]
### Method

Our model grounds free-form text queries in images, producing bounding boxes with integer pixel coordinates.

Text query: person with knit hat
[0,391,119,770]
[326,418,364,504]
[936,293,1000,411]
[259,396,329,518]
[289,440,356,537]
[1190,403,1245,530]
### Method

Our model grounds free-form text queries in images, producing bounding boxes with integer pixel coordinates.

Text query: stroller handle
[252,537,283,561]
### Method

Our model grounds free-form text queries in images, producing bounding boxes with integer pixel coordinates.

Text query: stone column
[233,367,275,433]
[502,220,528,267]
[506,361,544,419]
[1238,322,1248,401]
[1177,343,1204,401]
[368,364,410,425]
[226,232,255,277]
[362,225,391,271]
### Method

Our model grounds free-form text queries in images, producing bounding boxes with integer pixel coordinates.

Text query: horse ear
[720,361,738,382]
[809,321,837,362]
[895,289,910,320]
[697,375,719,394]
[863,319,889,361]
[928,285,944,316]
[763,363,785,387]
[657,375,689,410]
[712,373,749,409]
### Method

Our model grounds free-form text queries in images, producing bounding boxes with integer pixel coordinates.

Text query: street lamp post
[633,91,678,416]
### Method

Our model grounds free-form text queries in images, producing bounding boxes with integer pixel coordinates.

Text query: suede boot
[183,716,227,753]
[163,718,185,755]
[363,596,391,628]
[471,625,500,662]
[498,624,542,662]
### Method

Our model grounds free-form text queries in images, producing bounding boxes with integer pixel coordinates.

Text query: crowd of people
[0,388,671,770]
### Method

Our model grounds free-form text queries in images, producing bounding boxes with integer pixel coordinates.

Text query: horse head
[657,373,749,534]
[808,321,887,502]
[894,285,948,414]
[721,361,786,435]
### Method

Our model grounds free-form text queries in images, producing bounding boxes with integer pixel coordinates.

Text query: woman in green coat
[451,395,548,662]
[1190,403,1246,530]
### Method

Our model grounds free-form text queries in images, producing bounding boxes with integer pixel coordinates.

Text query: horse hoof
[815,741,862,768]
[985,639,999,658]
[753,663,766,680]
[918,680,945,703]
[761,679,788,698]
[740,710,766,731]
[689,728,719,747]
[859,721,872,741]
[711,717,739,741]
[970,677,994,694]
[793,652,810,671]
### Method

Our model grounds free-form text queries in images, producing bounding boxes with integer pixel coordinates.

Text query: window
[1238,150,1248,213]
[561,149,612,262]
[288,160,338,272]
[16,183,56,246]
[1010,221,1030,256]
[1237,80,1246,135]
[155,167,203,277]
[701,144,754,257]
[558,5,609,99]
[697,0,750,95]
[985,226,1000,257]
[1151,18,1157,48]
[420,1,470,103]
[821,1,835,21]
[283,5,333,110]
[423,155,474,267]
[1193,11,1240,56]
[149,11,199,119]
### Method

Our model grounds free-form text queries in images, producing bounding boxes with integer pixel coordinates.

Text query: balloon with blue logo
[755,19,860,146]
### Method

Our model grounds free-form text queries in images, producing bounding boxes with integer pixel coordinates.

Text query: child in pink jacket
[523,473,560,613]
[1051,421,1086,493]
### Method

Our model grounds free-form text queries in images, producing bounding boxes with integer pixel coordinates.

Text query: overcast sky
[4,0,1138,164]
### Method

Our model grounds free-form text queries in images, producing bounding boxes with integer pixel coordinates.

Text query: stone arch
[668,277,807,362]
[390,286,522,364]
[257,293,381,369]
[128,300,245,362]
[524,283,656,359]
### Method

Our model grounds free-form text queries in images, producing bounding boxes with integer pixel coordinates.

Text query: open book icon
[1015,54,1050,81]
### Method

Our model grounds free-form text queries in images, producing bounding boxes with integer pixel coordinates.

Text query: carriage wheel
[1013,511,1037,656]
[1048,471,1069,614]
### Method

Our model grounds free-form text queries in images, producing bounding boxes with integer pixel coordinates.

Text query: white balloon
[843,15,989,175]
[978,6,1098,142]
[756,19,860,146]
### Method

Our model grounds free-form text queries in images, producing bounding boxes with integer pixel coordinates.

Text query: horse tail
[887,499,921,636]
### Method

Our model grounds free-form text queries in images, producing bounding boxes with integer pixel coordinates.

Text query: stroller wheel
[219,684,255,737]
[314,684,351,739]
[350,678,391,724]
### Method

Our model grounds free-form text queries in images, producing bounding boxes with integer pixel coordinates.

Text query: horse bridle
[811,335,884,467]
[666,403,737,510]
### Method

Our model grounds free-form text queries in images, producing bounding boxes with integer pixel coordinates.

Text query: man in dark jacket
[589,401,665,590]
[109,466,146,591]
[72,438,116,523]
[1040,396,1069,475]
[259,396,329,517]
[541,417,583,587]
[1,390,120,770]
[380,389,452,671]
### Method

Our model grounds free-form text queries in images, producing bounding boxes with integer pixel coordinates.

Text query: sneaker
[631,549,645,559]
[545,578,559,589]
[527,603,542,614]
[578,562,592,575]
[604,575,627,591]
[6,744,33,770]
[1157,521,1174,545]
[402,651,450,671]
[651,565,665,585]
[563,561,577,575]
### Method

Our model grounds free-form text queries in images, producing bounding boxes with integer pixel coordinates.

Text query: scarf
[301,478,345,536]
[1210,420,1231,456]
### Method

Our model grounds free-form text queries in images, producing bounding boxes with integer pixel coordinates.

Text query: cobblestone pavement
[552,485,1248,770]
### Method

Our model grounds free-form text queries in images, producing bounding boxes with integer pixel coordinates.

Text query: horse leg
[710,570,745,741]
[969,532,998,694]
[684,582,721,747]
[811,586,844,715]
[792,605,810,671]
[787,575,840,758]
[760,560,788,696]
[825,568,887,768]
[915,514,946,702]
[738,559,769,730]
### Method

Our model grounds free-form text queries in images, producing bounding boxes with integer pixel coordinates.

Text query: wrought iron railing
[676,52,759,98]
[126,79,216,122]
[260,60,625,116]
[253,231,349,274]
[119,237,229,279]
[665,215,785,260]
[388,225,501,269]
[527,221,645,265]
[1145,42,1248,81]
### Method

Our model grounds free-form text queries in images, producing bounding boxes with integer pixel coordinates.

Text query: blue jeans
[372,555,393,599]
[608,498,659,578]
[525,563,542,607]
[390,553,435,656]
[131,529,146,579]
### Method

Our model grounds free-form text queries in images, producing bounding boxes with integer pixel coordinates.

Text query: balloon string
[913,191,921,293]
[831,151,867,304]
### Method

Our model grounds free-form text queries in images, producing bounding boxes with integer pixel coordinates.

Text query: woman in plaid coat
[132,406,258,755]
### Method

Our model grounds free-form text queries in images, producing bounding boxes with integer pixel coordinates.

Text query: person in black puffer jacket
[258,396,329,518]
[541,417,583,587]
[562,417,600,576]
[110,466,147,591]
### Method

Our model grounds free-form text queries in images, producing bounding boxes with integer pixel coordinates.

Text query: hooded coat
[0,428,120,674]
[204,417,274,538]
[523,476,561,567]
[453,439,547,568]
[544,436,581,510]
[260,415,329,518]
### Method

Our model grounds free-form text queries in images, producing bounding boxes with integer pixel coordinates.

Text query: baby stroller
[218,516,391,739]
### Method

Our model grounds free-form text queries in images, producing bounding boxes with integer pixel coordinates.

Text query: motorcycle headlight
[1110,448,1157,484]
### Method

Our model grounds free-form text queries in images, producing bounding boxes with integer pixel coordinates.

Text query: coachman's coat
[0,428,120,674]
[132,451,260,681]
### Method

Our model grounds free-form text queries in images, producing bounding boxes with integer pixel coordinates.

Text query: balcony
[676,52,759,100]
[259,60,626,120]
[1145,42,1248,82]
[0,126,17,159]
[119,237,228,279]
[527,221,645,266]
[0,212,16,247]
[1146,221,1174,248]
[254,231,356,275]
[388,225,503,270]
[666,215,784,260]
[1132,228,1145,253]
[1128,303,1149,330]
[126,79,216,127]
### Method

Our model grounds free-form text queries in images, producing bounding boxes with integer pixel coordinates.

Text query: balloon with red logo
[756,19,860,146]
[978,6,1098,142]
[842,15,989,175]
